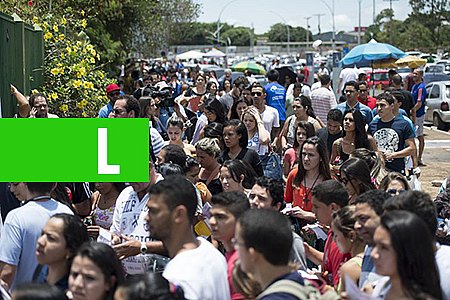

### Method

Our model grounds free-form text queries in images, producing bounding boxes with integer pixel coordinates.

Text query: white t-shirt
[436,244,450,300]
[110,186,155,275]
[339,68,359,89]
[0,199,73,290]
[260,105,280,134]
[163,237,230,300]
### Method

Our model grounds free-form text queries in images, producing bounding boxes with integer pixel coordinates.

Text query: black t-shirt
[368,116,414,174]
[220,148,264,177]
[394,88,414,117]
[0,183,20,221]
[317,127,342,158]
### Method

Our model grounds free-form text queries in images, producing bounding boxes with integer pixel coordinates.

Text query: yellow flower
[61,17,67,25]
[82,111,87,117]
[96,53,100,60]
[89,57,95,64]
[33,17,38,24]
[31,89,39,94]
[83,81,94,89]
[77,101,84,109]
[81,99,88,106]
[50,68,59,75]
[66,46,72,54]
[73,80,82,88]
[59,104,68,112]
[59,34,65,41]
[79,67,86,77]
[60,53,65,59]
[99,72,105,79]
[81,19,87,29]
[81,10,85,16]
[50,92,58,100]
[90,49,96,56]
[44,32,53,41]
[53,25,58,32]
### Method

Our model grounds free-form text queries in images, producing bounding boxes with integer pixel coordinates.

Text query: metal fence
[0,12,43,117]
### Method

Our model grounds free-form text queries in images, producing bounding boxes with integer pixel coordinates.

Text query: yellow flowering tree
[35,15,113,117]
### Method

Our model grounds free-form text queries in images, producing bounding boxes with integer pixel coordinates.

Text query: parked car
[424,81,450,130]
[217,71,244,88]
[366,70,390,90]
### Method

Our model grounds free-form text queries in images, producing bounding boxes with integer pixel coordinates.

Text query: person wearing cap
[98,83,121,118]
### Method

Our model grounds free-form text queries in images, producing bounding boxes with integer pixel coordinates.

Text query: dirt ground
[419,127,450,197]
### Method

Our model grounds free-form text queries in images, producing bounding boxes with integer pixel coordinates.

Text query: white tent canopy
[203,48,226,58]
[176,50,204,60]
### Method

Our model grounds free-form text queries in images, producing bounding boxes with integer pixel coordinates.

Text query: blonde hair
[194,137,221,158]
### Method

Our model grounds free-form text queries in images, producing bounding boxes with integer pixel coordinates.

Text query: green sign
[0,118,149,182]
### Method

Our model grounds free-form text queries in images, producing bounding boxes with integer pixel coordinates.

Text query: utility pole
[358,0,362,44]
[305,16,312,48]
[373,0,376,24]
[313,13,325,34]
[383,0,399,44]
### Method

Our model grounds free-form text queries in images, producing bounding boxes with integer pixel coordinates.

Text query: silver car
[424,81,450,130]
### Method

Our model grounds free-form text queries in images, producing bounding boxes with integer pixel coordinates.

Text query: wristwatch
[140,242,148,254]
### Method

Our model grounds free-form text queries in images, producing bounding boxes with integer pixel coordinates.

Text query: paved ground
[419,126,450,197]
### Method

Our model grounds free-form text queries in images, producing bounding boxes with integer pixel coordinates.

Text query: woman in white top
[241,106,270,156]
[279,95,323,152]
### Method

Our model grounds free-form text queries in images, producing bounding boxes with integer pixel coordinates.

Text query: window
[430,85,440,98]
[445,86,450,98]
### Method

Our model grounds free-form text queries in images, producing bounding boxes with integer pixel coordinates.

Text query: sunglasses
[113,108,126,115]
[387,188,406,195]
[251,92,262,96]
[108,91,120,97]
[359,89,368,92]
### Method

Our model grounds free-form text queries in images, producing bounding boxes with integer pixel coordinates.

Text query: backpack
[256,279,339,300]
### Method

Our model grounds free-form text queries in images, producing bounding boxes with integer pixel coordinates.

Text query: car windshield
[371,73,388,81]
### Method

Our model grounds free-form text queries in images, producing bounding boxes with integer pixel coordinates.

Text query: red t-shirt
[225,250,244,300]
[284,168,313,212]
[322,230,352,286]
[357,95,377,110]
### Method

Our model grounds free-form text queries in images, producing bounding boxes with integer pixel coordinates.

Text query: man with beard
[146,175,230,300]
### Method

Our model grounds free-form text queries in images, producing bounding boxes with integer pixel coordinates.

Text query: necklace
[303,173,321,206]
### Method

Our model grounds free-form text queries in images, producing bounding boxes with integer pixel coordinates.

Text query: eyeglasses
[112,108,126,115]
[344,90,356,94]
[251,92,262,96]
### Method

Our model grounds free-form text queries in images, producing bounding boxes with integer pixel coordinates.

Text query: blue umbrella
[340,39,406,68]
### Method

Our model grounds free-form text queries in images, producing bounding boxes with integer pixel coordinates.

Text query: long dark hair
[293,121,316,149]
[343,109,371,149]
[293,137,331,188]
[223,119,248,150]
[339,157,375,195]
[296,95,316,119]
[380,211,443,300]
[72,242,125,300]
[222,159,256,189]
[51,213,89,268]
[205,100,227,124]
[230,97,251,120]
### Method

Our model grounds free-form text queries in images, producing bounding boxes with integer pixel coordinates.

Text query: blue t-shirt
[411,82,427,117]
[0,200,73,290]
[265,82,287,121]
[368,115,415,174]
[336,101,373,125]
[98,102,113,118]
[259,271,305,300]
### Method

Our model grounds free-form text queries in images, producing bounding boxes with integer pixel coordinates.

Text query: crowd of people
[1,60,450,300]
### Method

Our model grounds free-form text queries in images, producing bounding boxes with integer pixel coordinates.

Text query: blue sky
[193,0,412,34]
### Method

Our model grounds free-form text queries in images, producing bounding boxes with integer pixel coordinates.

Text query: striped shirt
[310,87,337,126]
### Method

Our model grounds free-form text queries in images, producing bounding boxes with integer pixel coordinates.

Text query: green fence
[0,12,43,118]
